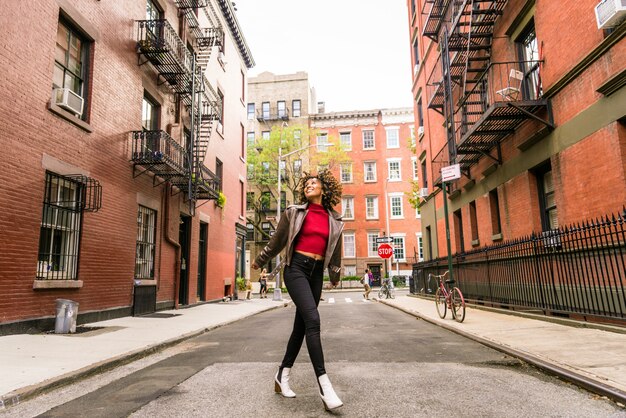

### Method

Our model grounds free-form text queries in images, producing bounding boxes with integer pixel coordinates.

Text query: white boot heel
[318,374,343,411]
[274,367,296,398]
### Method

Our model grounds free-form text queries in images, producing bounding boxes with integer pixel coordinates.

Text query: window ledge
[33,279,83,289]
[48,102,93,132]
[492,233,503,242]
[471,239,480,247]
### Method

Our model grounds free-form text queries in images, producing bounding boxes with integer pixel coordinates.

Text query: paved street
[5,291,622,417]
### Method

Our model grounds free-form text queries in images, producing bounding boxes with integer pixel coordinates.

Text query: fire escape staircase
[133,1,223,205]
[425,0,553,184]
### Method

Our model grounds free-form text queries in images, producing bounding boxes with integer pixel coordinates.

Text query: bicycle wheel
[435,288,446,318]
[451,287,466,323]
[388,286,395,299]
[378,287,385,299]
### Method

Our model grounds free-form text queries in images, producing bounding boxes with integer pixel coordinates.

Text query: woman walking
[251,170,344,411]
[259,268,268,298]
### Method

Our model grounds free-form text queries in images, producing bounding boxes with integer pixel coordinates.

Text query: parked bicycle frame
[378,277,395,299]
[430,271,465,323]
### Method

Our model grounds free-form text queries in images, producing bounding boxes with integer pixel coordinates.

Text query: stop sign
[378,243,394,259]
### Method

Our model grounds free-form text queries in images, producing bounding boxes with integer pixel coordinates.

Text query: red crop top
[293,203,329,257]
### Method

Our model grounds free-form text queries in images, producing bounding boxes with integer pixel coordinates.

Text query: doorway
[368,264,382,287]
[197,222,208,302]
[179,215,191,305]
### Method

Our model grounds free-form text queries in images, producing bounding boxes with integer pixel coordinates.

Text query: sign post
[440,164,461,283]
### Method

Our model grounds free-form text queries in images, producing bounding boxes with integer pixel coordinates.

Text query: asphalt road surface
[8,291,624,417]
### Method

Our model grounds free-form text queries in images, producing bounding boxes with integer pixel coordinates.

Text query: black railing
[256,107,290,122]
[413,208,626,324]
[131,130,188,176]
[194,164,221,199]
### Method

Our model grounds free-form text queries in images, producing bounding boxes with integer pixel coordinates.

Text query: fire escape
[132,0,224,209]
[424,0,554,184]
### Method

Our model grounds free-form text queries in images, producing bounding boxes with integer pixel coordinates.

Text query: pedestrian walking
[362,268,372,300]
[259,268,268,298]
[251,170,344,411]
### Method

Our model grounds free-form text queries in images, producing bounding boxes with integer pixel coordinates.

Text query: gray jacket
[254,203,344,283]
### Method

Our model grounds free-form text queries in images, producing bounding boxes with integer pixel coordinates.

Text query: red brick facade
[0,0,254,333]
[311,108,422,281]
[408,0,626,258]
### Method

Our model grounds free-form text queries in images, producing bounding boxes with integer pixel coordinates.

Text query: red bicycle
[430,271,466,323]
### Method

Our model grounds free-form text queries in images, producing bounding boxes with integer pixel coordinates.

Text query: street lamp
[272,141,335,301]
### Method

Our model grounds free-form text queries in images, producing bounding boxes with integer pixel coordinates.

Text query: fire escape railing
[256,107,290,122]
[135,10,224,206]
[131,130,188,178]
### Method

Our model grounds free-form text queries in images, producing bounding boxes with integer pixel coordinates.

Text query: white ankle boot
[318,374,343,410]
[274,367,296,398]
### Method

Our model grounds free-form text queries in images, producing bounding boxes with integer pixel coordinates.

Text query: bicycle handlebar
[429,270,449,280]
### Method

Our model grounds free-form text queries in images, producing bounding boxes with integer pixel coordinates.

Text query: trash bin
[55,299,79,334]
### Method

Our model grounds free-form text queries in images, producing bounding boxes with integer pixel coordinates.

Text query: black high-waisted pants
[280,252,326,377]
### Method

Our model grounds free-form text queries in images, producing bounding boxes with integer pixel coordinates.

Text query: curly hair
[296,169,343,210]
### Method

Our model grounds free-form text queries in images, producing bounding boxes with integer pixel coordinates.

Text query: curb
[378,299,626,406]
[0,302,290,410]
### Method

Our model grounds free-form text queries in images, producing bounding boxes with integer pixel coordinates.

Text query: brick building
[310,108,422,283]
[408,0,626,259]
[0,0,254,334]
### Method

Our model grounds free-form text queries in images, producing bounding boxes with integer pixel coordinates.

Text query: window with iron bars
[135,206,156,279]
[37,172,83,280]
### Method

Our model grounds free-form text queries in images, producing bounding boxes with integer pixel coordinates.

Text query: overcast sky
[234,0,414,112]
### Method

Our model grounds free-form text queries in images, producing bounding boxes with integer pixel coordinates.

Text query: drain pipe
[164,183,181,309]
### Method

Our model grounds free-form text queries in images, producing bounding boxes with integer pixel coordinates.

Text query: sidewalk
[379,294,626,405]
[0,297,288,409]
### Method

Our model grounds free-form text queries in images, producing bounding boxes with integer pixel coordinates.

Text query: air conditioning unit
[419,187,429,198]
[54,88,84,117]
[417,126,425,138]
[595,0,626,29]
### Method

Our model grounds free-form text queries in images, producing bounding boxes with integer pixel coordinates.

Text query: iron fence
[413,208,626,323]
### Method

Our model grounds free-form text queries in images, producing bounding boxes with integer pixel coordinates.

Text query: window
[261,191,271,211]
[293,159,302,176]
[367,233,379,257]
[537,166,558,231]
[247,103,255,120]
[241,70,245,101]
[390,194,403,218]
[388,159,401,181]
[281,190,287,211]
[415,203,421,219]
[37,172,84,280]
[292,99,301,117]
[489,189,502,236]
[53,19,89,119]
[364,161,377,182]
[317,133,330,152]
[421,159,428,188]
[344,265,356,276]
[412,157,419,180]
[262,131,270,140]
[362,130,375,149]
[246,223,255,241]
[247,131,255,147]
[517,20,541,100]
[365,196,378,219]
[261,221,272,240]
[392,236,405,261]
[417,97,424,129]
[240,123,245,157]
[247,163,254,180]
[217,89,224,133]
[416,232,423,261]
[246,192,254,209]
[340,132,352,150]
[343,233,355,258]
[277,100,286,118]
[342,197,354,220]
[135,205,157,279]
[470,201,478,243]
[262,162,270,175]
[410,126,416,148]
[340,163,353,183]
[412,36,419,72]
[216,158,223,191]
[262,101,270,119]
[294,129,302,147]
[454,208,465,253]
[240,180,245,216]
[386,127,400,148]
[142,93,159,130]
